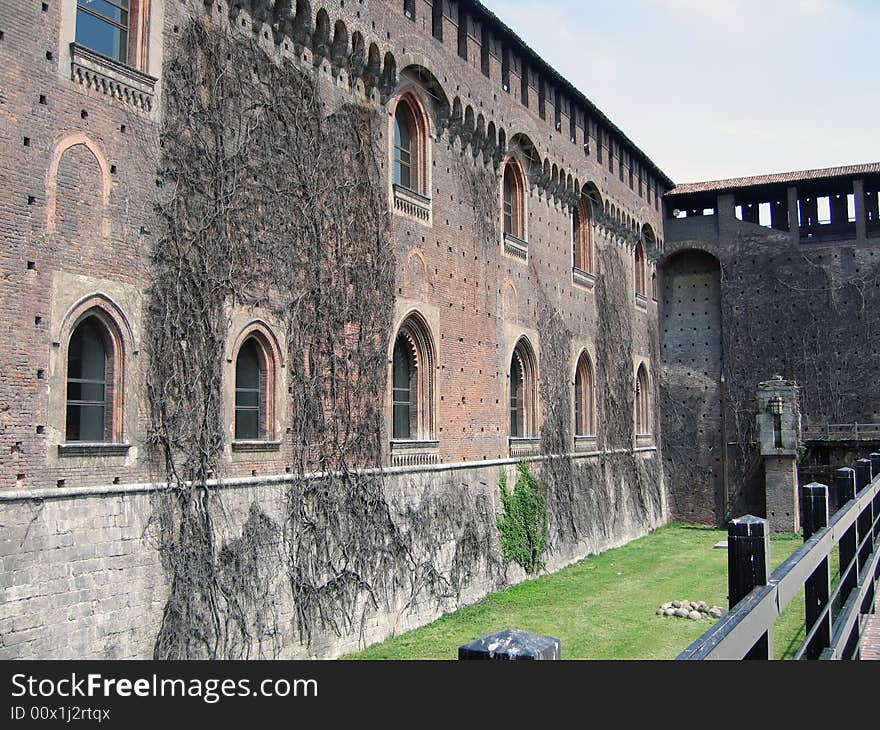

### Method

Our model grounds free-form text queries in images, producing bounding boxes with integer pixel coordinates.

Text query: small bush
[497,461,549,575]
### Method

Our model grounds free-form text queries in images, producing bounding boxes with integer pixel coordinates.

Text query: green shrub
[496,461,549,575]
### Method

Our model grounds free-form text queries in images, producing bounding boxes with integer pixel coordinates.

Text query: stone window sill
[390,439,440,466]
[574,435,598,453]
[635,293,649,310]
[509,436,541,458]
[572,267,596,290]
[636,434,653,448]
[70,43,157,113]
[58,442,131,457]
[503,233,528,262]
[231,440,282,453]
[393,184,432,224]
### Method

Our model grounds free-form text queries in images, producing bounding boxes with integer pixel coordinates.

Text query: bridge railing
[803,423,880,441]
[677,453,880,660]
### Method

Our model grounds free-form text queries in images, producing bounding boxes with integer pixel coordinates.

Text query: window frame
[508,337,538,442]
[63,307,125,445]
[389,313,437,444]
[635,364,651,437]
[73,0,151,71]
[501,155,528,258]
[574,351,595,438]
[229,324,281,445]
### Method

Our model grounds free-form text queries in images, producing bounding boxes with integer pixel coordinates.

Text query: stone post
[755,376,801,533]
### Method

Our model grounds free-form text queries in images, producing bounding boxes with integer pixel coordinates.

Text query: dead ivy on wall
[146,13,510,659]
[533,240,662,555]
[660,230,880,521]
[717,241,880,514]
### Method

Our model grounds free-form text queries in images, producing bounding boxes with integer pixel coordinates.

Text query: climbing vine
[145,11,511,659]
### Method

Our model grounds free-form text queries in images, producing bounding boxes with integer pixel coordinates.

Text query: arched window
[391,314,435,442]
[233,330,278,442]
[574,352,595,437]
[502,158,527,241]
[392,336,414,439]
[394,103,415,190]
[635,364,651,436]
[573,198,592,272]
[65,310,125,443]
[634,241,647,298]
[509,338,537,439]
[66,317,108,441]
[391,92,432,223]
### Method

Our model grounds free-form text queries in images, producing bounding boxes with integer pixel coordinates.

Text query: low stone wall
[0,453,665,660]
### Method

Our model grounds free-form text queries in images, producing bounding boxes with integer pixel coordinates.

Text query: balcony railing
[70,43,156,113]
[509,437,541,458]
[574,435,598,453]
[393,184,431,223]
[503,233,528,261]
[390,439,440,467]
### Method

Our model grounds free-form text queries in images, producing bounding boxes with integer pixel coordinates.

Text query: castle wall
[0,0,670,658]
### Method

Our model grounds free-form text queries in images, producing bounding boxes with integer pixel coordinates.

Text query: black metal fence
[677,453,880,660]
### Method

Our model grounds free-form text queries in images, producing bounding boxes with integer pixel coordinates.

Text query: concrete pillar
[787,187,800,243]
[854,179,866,242]
[717,193,736,238]
[756,376,802,533]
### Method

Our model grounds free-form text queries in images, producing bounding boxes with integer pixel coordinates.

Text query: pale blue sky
[481,0,878,184]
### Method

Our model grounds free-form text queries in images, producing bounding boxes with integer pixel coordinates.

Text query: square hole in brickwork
[120,124,126,133]
[57,479,65,488]
[27,260,35,269]
[23,137,30,147]
[35,315,43,325]
[42,2,49,11]
[81,109,88,119]
[27,195,35,205]
[46,51,53,60]
[37,369,45,379]
[110,165,117,174]
[36,425,45,434]
[39,94,47,104]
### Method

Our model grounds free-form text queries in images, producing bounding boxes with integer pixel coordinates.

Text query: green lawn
[345,523,806,660]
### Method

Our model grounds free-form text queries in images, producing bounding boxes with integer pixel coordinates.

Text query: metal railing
[678,453,880,660]
[803,423,880,441]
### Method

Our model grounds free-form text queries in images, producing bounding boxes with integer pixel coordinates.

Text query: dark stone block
[457,629,560,660]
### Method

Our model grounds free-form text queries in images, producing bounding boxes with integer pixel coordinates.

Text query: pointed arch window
[574,352,595,438]
[502,157,528,261]
[390,314,436,444]
[235,339,263,440]
[66,317,108,441]
[65,311,124,444]
[394,104,414,190]
[503,161,525,239]
[232,330,278,443]
[392,92,432,223]
[634,241,647,300]
[573,199,592,273]
[509,338,537,442]
[636,364,651,437]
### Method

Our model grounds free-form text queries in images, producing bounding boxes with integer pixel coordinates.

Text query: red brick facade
[0,0,669,491]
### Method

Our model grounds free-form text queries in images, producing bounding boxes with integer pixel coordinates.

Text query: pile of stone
[656,600,726,621]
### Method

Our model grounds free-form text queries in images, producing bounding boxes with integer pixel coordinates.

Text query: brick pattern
[0,0,665,490]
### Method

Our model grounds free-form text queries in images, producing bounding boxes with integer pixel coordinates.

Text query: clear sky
[480,0,878,184]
